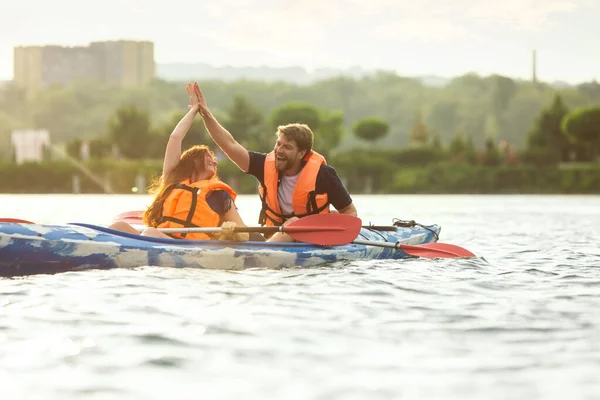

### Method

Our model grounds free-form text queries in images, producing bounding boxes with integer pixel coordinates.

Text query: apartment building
[13,40,155,95]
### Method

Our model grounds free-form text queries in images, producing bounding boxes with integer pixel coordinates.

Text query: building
[11,129,51,164]
[13,40,155,95]
[89,41,155,86]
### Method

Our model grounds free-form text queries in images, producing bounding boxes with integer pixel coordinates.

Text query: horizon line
[1,63,597,86]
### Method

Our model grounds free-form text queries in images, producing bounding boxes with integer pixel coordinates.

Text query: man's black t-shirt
[246,151,353,211]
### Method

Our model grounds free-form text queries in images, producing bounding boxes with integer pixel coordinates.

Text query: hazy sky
[1,0,599,83]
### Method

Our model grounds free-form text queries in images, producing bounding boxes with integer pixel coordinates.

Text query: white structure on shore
[11,129,50,164]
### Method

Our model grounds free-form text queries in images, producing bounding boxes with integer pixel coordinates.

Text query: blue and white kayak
[0,221,441,277]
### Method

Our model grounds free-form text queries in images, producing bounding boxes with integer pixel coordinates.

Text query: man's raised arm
[194,82,250,172]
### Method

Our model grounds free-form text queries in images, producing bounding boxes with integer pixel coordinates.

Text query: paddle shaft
[114,209,396,231]
[135,213,364,246]
[136,226,346,234]
[353,239,403,249]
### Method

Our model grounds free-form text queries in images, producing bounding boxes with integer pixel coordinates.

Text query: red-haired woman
[109,83,250,242]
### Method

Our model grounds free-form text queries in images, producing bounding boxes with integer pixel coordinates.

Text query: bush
[520,148,560,166]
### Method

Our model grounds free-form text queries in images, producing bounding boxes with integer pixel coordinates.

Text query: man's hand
[191,80,251,172]
[283,217,299,226]
[337,203,357,217]
[193,81,209,117]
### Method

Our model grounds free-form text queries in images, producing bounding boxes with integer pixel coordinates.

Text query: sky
[1,0,599,83]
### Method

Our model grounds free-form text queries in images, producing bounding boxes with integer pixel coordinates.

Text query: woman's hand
[186,82,199,112]
[219,221,248,242]
[220,221,236,239]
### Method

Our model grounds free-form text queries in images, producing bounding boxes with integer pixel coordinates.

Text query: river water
[1,194,599,399]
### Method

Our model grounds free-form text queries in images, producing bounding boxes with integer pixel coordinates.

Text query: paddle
[0,218,35,224]
[352,239,476,259]
[112,210,398,231]
[112,210,145,225]
[1,214,362,245]
[140,213,363,246]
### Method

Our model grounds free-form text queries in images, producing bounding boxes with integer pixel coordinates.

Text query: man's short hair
[276,123,314,154]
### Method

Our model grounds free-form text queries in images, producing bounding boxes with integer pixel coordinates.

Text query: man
[191,82,357,240]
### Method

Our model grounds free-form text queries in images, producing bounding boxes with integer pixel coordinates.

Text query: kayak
[0,221,441,277]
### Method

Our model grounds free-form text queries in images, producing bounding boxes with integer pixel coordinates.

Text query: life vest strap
[157,216,201,227]
[259,189,329,226]
[161,183,200,238]
[306,190,329,215]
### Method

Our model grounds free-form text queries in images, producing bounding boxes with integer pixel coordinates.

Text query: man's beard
[275,155,292,172]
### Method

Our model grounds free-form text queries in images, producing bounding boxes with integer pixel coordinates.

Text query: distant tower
[532,50,537,84]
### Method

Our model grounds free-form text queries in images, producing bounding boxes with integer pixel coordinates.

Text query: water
[1,194,600,399]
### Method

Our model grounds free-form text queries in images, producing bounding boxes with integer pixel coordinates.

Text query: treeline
[1,158,599,194]
[2,72,600,195]
[2,73,600,160]
[5,86,598,170]
[63,90,600,167]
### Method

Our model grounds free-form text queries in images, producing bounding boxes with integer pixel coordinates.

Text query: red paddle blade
[399,243,476,259]
[0,218,35,224]
[112,210,144,224]
[284,214,362,246]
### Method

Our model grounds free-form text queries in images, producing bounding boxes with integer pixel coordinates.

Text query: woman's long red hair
[143,145,216,227]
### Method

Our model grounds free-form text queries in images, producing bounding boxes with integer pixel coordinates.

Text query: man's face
[274,133,304,173]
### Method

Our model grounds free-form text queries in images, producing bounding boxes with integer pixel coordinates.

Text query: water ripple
[2,195,600,399]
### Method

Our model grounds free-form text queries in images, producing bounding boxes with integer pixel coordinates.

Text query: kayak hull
[0,222,441,277]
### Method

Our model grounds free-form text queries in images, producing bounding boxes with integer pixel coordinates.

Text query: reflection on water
[1,194,600,399]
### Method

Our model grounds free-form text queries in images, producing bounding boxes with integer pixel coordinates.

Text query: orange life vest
[158,178,237,240]
[258,150,330,226]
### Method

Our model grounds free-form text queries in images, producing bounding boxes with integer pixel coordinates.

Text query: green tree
[410,110,429,147]
[448,132,466,155]
[0,111,21,160]
[428,100,459,138]
[464,135,477,163]
[352,117,389,144]
[32,87,81,142]
[66,138,83,159]
[89,137,112,159]
[315,110,344,157]
[483,114,500,139]
[224,95,268,151]
[561,106,600,161]
[269,102,321,131]
[577,81,600,103]
[430,133,443,154]
[527,93,570,161]
[483,137,502,166]
[2,74,596,156]
[269,102,343,157]
[0,83,30,122]
[156,109,208,154]
[490,75,517,118]
[502,87,546,148]
[448,132,476,163]
[488,75,516,142]
[108,105,153,159]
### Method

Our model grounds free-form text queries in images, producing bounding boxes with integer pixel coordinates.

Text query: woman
[109,83,250,241]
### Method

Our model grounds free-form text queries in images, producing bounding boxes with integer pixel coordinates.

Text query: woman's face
[203,152,218,177]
